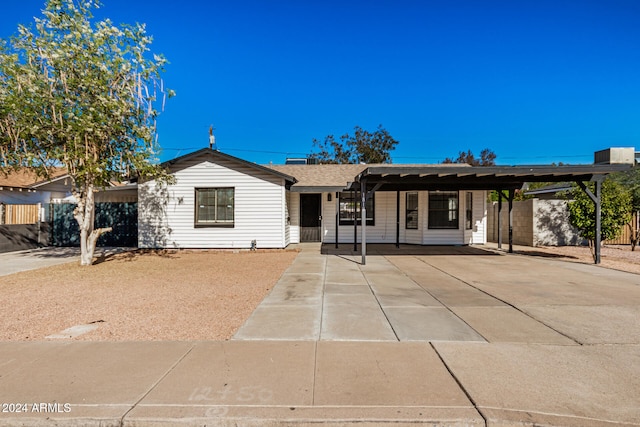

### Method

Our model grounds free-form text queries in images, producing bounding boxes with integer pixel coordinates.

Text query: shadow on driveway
[322,243,501,256]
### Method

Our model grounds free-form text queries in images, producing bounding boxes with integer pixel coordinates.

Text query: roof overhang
[164,148,297,188]
[289,185,350,193]
[350,164,633,191]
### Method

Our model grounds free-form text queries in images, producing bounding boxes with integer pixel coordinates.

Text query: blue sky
[2,0,639,165]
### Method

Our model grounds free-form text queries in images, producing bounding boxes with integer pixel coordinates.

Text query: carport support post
[508,189,514,254]
[577,179,603,264]
[361,179,367,265]
[396,190,400,248]
[497,190,503,249]
[335,192,339,249]
[595,179,602,264]
[353,189,357,252]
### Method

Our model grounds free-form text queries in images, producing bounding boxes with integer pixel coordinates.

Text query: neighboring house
[0,169,69,207]
[0,169,68,252]
[137,148,488,249]
[0,169,139,251]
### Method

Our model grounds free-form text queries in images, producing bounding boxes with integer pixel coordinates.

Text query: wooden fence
[0,204,40,225]
[605,212,638,245]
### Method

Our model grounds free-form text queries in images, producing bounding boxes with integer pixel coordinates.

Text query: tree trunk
[73,182,112,266]
[631,211,639,251]
[588,239,596,263]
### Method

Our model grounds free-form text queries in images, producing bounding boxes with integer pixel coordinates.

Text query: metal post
[508,189,514,254]
[396,190,400,248]
[335,192,339,249]
[361,179,367,265]
[497,190,503,249]
[353,189,357,252]
[577,180,603,264]
[595,179,602,264]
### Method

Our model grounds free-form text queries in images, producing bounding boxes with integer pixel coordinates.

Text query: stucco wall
[487,199,583,246]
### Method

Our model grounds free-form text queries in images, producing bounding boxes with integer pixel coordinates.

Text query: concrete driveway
[0,247,81,276]
[234,243,640,344]
[0,246,133,276]
[230,243,640,426]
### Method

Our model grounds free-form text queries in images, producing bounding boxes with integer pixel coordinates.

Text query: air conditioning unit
[285,157,319,165]
[594,147,635,165]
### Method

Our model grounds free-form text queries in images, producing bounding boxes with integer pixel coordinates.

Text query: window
[195,188,234,227]
[406,192,418,229]
[339,192,374,226]
[465,192,473,230]
[428,191,458,229]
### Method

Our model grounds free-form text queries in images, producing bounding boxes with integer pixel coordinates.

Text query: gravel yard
[0,250,298,341]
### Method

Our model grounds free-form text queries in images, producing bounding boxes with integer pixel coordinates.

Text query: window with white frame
[406,192,418,229]
[338,192,374,226]
[428,191,458,229]
[195,188,235,227]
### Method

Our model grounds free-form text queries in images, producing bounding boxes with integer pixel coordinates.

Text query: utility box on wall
[594,147,635,165]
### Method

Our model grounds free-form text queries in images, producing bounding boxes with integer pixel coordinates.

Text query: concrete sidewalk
[0,340,638,426]
[1,244,639,426]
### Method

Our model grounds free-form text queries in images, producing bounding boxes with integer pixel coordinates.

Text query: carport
[349,163,633,265]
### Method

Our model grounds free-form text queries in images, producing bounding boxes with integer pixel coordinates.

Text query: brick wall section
[487,200,534,246]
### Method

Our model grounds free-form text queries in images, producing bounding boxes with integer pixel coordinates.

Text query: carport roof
[351,163,634,191]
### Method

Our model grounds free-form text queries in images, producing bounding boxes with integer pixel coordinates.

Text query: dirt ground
[0,250,298,341]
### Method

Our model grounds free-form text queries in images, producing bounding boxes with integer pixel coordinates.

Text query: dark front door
[300,193,321,242]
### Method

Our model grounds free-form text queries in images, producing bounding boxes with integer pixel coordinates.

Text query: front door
[300,193,321,242]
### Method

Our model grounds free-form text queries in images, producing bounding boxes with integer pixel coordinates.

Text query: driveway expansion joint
[119,343,197,424]
[430,342,487,427]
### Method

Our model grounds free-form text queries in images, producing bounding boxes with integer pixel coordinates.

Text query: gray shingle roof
[265,164,368,189]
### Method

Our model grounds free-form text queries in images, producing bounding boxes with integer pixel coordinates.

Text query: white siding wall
[318,190,487,245]
[471,191,487,244]
[288,192,300,244]
[402,191,424,245]
[284,190,290,245]
[323,191,401,244]
[139,156,287,249]
[461,191,487,244]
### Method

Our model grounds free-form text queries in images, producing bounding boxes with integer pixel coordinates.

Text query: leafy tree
[310,125,399,164]
[443,148,496,166]
[568,179,631,260]
[0,0,173,265]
